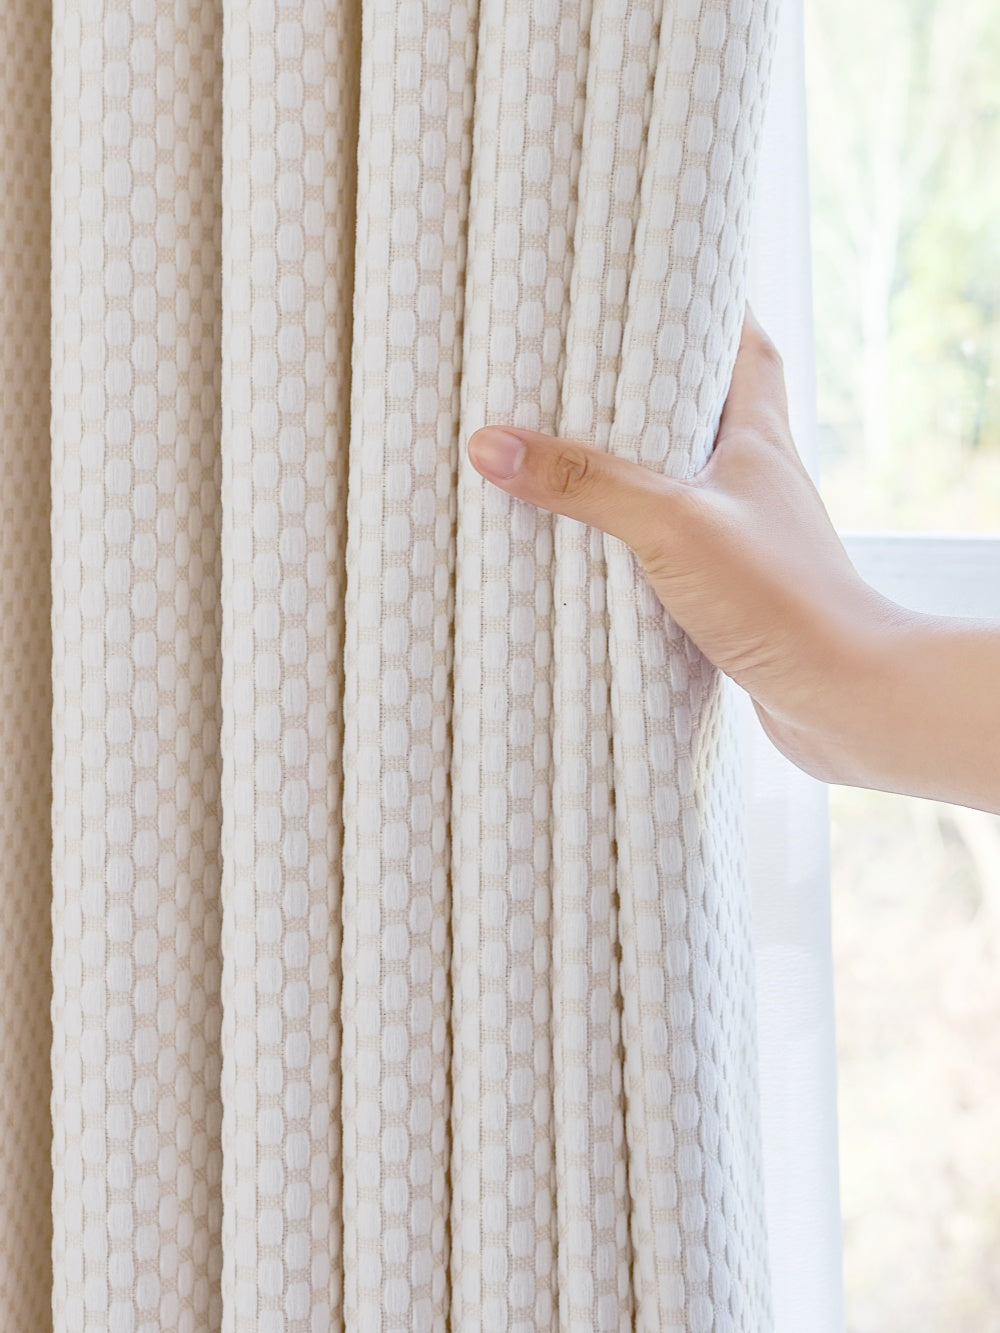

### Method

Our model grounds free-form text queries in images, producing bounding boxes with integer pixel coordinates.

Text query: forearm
[801,606,1000,814]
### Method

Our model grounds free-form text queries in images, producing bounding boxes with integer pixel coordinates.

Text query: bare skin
[467,305,1000,816]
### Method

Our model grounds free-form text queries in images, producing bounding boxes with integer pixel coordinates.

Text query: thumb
[466,425,689,562]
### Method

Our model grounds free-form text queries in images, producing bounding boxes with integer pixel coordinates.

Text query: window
[743,2,1000,1328]
[809,0,1000,1328]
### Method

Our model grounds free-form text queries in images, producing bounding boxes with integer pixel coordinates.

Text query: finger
[466,425,690,564]
[716,304,790,443]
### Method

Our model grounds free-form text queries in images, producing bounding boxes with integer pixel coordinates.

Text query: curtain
[1,0,781,1327]
[743,0,845,1323]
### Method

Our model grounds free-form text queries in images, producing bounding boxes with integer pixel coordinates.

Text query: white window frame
[736,4,1000,1326]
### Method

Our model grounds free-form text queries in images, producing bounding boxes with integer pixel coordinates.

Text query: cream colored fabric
[0,3,54,1328]
[51,1,225,1325]
[220,2,356,1325]
[450,0,588,1321]
[551,2,659,1322]
[601,2,776,1322]
[340,1,458,1324]
[6,0,777,1326]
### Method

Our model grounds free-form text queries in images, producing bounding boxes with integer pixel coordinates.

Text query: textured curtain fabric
[1,0,779,1327]
[743,0,845,1321]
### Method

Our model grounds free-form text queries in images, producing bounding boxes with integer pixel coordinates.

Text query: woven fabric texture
[3,0,778,1326]
[0,3,54,1328]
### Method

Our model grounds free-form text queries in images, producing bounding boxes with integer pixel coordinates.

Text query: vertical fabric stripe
[451,0,593,1324]
[550,0,663,1324]
[24,0,784,1323]
[340,0,474,1324]
[219,1,359,1327]
[602,0,779,1327]
[0,2,53,1327]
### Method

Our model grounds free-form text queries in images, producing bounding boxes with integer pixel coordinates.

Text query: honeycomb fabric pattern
[219,1,357,1326]
[51,0,225,1327]
[2,0,778,1326]
[0,3,54,1328]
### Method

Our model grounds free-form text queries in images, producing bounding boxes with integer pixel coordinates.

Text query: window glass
[805,0,1000,532]
[805,2,1000,1327]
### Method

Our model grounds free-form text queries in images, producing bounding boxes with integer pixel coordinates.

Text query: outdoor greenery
[805,1,1000,1329]
[807,0,1000,532]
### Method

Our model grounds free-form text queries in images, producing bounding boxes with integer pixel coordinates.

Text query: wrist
[756,584,919,789]
[778,598,1000,813]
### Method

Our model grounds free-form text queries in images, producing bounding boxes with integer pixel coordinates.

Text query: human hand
[466,306,902,785]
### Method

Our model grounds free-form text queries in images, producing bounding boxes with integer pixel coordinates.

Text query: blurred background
[804,0,1000,1327]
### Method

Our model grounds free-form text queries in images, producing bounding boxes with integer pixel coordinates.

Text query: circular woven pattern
[25,0,780,1326]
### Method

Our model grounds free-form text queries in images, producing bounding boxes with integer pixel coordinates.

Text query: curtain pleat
[450,0,595,1324]
[340,0,469,1323]
[51,1,225,1325]
[601,1,776,1324]
[4,0,782,1325]
[550,0,662,1324]
[0,3,54,1328]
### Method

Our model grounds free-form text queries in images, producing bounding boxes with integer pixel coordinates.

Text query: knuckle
[550,445,593,499]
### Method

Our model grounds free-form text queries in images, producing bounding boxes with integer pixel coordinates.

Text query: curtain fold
[600,1,776,1324]
[341,0,459,1322]
[450,0,590,1322]
[0,4,54,1328]
[550,0,659,1322]
[219,0,358,1326]
[4,0,780,1325]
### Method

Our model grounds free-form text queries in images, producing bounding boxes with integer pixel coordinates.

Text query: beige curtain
[1,0,778,1326]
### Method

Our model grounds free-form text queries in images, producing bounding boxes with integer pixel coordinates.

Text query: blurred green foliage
[806,0,1000,531]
